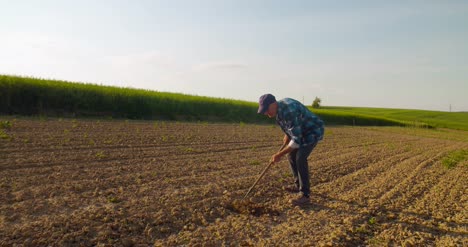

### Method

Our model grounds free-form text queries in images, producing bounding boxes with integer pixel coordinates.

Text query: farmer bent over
[257,94,324,206]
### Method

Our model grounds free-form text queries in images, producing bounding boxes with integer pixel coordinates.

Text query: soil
[0,117,466,246]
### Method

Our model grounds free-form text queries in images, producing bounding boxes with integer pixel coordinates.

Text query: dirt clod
[224,199,280,217]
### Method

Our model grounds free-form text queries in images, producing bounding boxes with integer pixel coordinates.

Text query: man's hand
[270,144,295,163]
[270,153,283,163]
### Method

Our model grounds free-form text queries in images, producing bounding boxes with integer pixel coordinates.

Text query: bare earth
[0,118,467,246]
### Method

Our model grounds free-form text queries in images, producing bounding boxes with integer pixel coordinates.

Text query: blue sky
[1,0,467,111]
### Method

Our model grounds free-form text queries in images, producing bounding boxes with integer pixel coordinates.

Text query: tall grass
[0,75,266,122]
[0,75,445,128]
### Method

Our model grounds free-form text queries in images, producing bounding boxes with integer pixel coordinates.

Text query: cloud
[0,32,77,60]
[192,61,249,71]
[108,51,179,68]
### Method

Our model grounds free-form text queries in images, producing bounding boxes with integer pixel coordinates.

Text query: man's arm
[271,136,297,163]
[279,134,295,156]
[282,134,290,147]
[271,116,302,163]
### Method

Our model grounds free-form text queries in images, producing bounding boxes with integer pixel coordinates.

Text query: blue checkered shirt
[276,98,324,149]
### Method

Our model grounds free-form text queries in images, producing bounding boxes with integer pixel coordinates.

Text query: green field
[318,106,468,131]
[0,75,264,123]
[1,75,466,130]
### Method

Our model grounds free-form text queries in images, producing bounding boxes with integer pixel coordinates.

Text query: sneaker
[290,195,310,206]
[284,185,300,193]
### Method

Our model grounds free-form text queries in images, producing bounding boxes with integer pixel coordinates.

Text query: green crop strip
[442,150,468,169]
[2,75,465,130]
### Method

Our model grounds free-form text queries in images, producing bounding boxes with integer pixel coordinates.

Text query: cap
[257,94,276,114]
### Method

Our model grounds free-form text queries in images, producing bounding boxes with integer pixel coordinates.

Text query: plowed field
[0,118,467,246]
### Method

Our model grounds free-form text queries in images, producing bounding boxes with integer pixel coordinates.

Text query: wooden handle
[242,143,288,200]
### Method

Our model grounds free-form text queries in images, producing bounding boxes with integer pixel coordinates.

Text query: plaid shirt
[276,98,324,149]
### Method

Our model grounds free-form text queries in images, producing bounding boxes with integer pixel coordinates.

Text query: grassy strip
[442,150,468,169]
[0,75,438,128]
[0,75,266,123]
[312,108,432,128]
[321,106,468,131]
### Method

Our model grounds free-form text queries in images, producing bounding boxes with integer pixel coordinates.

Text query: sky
[1,0,467,111]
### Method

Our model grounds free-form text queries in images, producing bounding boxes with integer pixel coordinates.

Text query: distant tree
[312,97,321,108]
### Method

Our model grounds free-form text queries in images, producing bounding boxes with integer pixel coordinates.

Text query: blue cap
[257,94,276,114]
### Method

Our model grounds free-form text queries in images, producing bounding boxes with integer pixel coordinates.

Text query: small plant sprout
[0,121,12,129]
[107,196,120,203]
[442,150,467,169]
[249,160,261,166]
[0,130,10,140]
[95,151,106,159]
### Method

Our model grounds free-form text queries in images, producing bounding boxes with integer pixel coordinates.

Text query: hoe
[243,143,287,200]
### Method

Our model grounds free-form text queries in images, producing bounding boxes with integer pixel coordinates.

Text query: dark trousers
[288,142,318,197]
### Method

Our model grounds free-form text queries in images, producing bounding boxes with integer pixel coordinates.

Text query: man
[257,93,324,206]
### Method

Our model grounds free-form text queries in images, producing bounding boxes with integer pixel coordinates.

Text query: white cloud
[108,51,180,69]
[192,61,249,71]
